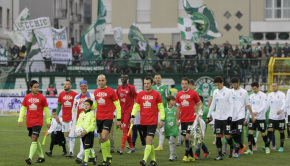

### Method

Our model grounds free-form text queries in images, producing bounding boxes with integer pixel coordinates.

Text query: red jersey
[58,90,78,122]
[176,89,201,122]
[76,95,86,119]
[135,89,162,125]
[94,86,119,120]
[22,93,49,128]
[116,84,137,114]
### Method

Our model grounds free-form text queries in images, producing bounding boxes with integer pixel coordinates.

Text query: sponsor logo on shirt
[142,95,153,100]
[29,103,37,110]
[181,100,189,106]
[63,95,73,100]
[121,98,126,102]
[28,98,39,103]
[64,100,72,107]
[97,92,107,97]
[143,100,151,107]
[180,94,190,100]
[97,97,106,104]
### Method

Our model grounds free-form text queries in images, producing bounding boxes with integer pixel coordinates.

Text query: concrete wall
[151,0,178,28]
[112,0,136,28]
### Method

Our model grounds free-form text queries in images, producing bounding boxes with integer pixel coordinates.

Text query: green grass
[0,116,289,166]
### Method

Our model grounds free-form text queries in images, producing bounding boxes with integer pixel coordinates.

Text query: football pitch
[0,116,289,166]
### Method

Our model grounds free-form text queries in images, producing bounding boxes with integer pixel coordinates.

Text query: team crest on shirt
[28,98,39,103]
[126,91,128,93]
[180,94,190,99]
[97,92,107,97]
[277,96,279,99]
[120,93,124,97]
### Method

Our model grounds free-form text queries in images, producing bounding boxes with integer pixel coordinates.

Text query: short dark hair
[52,109,56,113]
[29,80,39,88]
[251,81,259,88]
[65,79,72,85]
[199,96,204,103]
[167,95,176,102]
[189,79,195,85]
[181,77,189,84]
[231,77,239,83]
[214,76,223,83]
[144,76,153,84]
[171,85,175,88]
[85,99,93,106]
[154,74,161,78]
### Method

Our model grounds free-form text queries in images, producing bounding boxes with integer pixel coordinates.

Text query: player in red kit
[176,77,203,162]
[130,76,165,166]
[56,79,78,157]
[93,74,121,166]
[18,80,51,164]
[116,74,137,154]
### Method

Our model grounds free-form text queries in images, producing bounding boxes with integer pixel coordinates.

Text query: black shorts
[82,132,94,149]
[51,131,66,146]
[181,122,194,136]
[141,125,157,138]
[268,119,285,130]
[288,115,290,125]
[214,120,231,135]
[44,59,52,69]
[27,126,42,137]
[97,119,113,133]
[248,119,266,132]
[231,119,245,135]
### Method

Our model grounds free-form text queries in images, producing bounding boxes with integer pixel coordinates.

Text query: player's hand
[116,120,121,128]
[206,118,212,123]
[176,120,180,127]
[18,122,22,127]
[253,112,258,116]
[277,109,282,115]
[130,118,135,124]
[251,117,256,123]
[244,120,247,126]
[159,121,164,128]
[47,124,51,128]
[81,130,86,136]
[227,117,232,124]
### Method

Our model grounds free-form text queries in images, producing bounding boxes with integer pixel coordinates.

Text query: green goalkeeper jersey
[164,107,179,139]
[152,84,170,108]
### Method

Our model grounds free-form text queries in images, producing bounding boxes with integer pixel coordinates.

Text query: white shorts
[62,121,72,133]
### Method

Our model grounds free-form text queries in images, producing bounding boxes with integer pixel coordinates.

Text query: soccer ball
[75,127,84,137]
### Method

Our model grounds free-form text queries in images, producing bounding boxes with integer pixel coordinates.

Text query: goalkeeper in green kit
[164,95,179,161]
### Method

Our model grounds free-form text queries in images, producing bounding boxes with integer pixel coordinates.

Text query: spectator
[233,45,241,57]
[168,45,174,52]
[239,54,249,83]
[282,42,290,57]
[72,42,80,55]
[152,42,161,51]
[160,43,167,52]
[231,61,240,78]
[108,49,114,59]
[192,61,199,73]
[216,60,223,71]
[46,83,57,96]
[175,41,181,53]
[250,53,259,82]
[201,63,209,72]
[11,45,20,60]
[162,56,171,73]
[173,61,180,73]
[184,60,192,73]
[274,42,282,57]
[264,41,272,53]
[260,53,268,83]
[255,42,262,57]
[43,57,52,72]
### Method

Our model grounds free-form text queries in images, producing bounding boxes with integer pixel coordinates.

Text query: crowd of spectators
[2,40,290,84]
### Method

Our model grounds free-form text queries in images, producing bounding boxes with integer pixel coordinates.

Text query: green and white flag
[112,27,123,47]
[52,27,68,48]
[81,0,106,61]
[239,36,253,46]
[178,17,198,40]
[7,8,30,46]
[181,40,196,55]
[0,49,7,64]
[16,17,54,58]
[128,24,156,60]
[183,0,222,41]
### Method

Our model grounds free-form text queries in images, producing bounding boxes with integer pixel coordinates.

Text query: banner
[178,17,198,40]
[52,27,68,48]
[128,24,156,60]
[183,0,222,41]
[16,17,54,58]
[51,48,72,64]
[7,8,30,46]
[81,0,106,62]
[0,49,7,64]
[180,40,196,55]
[112,27,123,47]
[239,35,253,46]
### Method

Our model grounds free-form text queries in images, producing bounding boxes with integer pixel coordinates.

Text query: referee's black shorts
[27,126,42,137]
[97,119,113,133]
[141,125,157,138]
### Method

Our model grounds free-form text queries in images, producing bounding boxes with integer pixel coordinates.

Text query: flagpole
[249,0,251,36]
